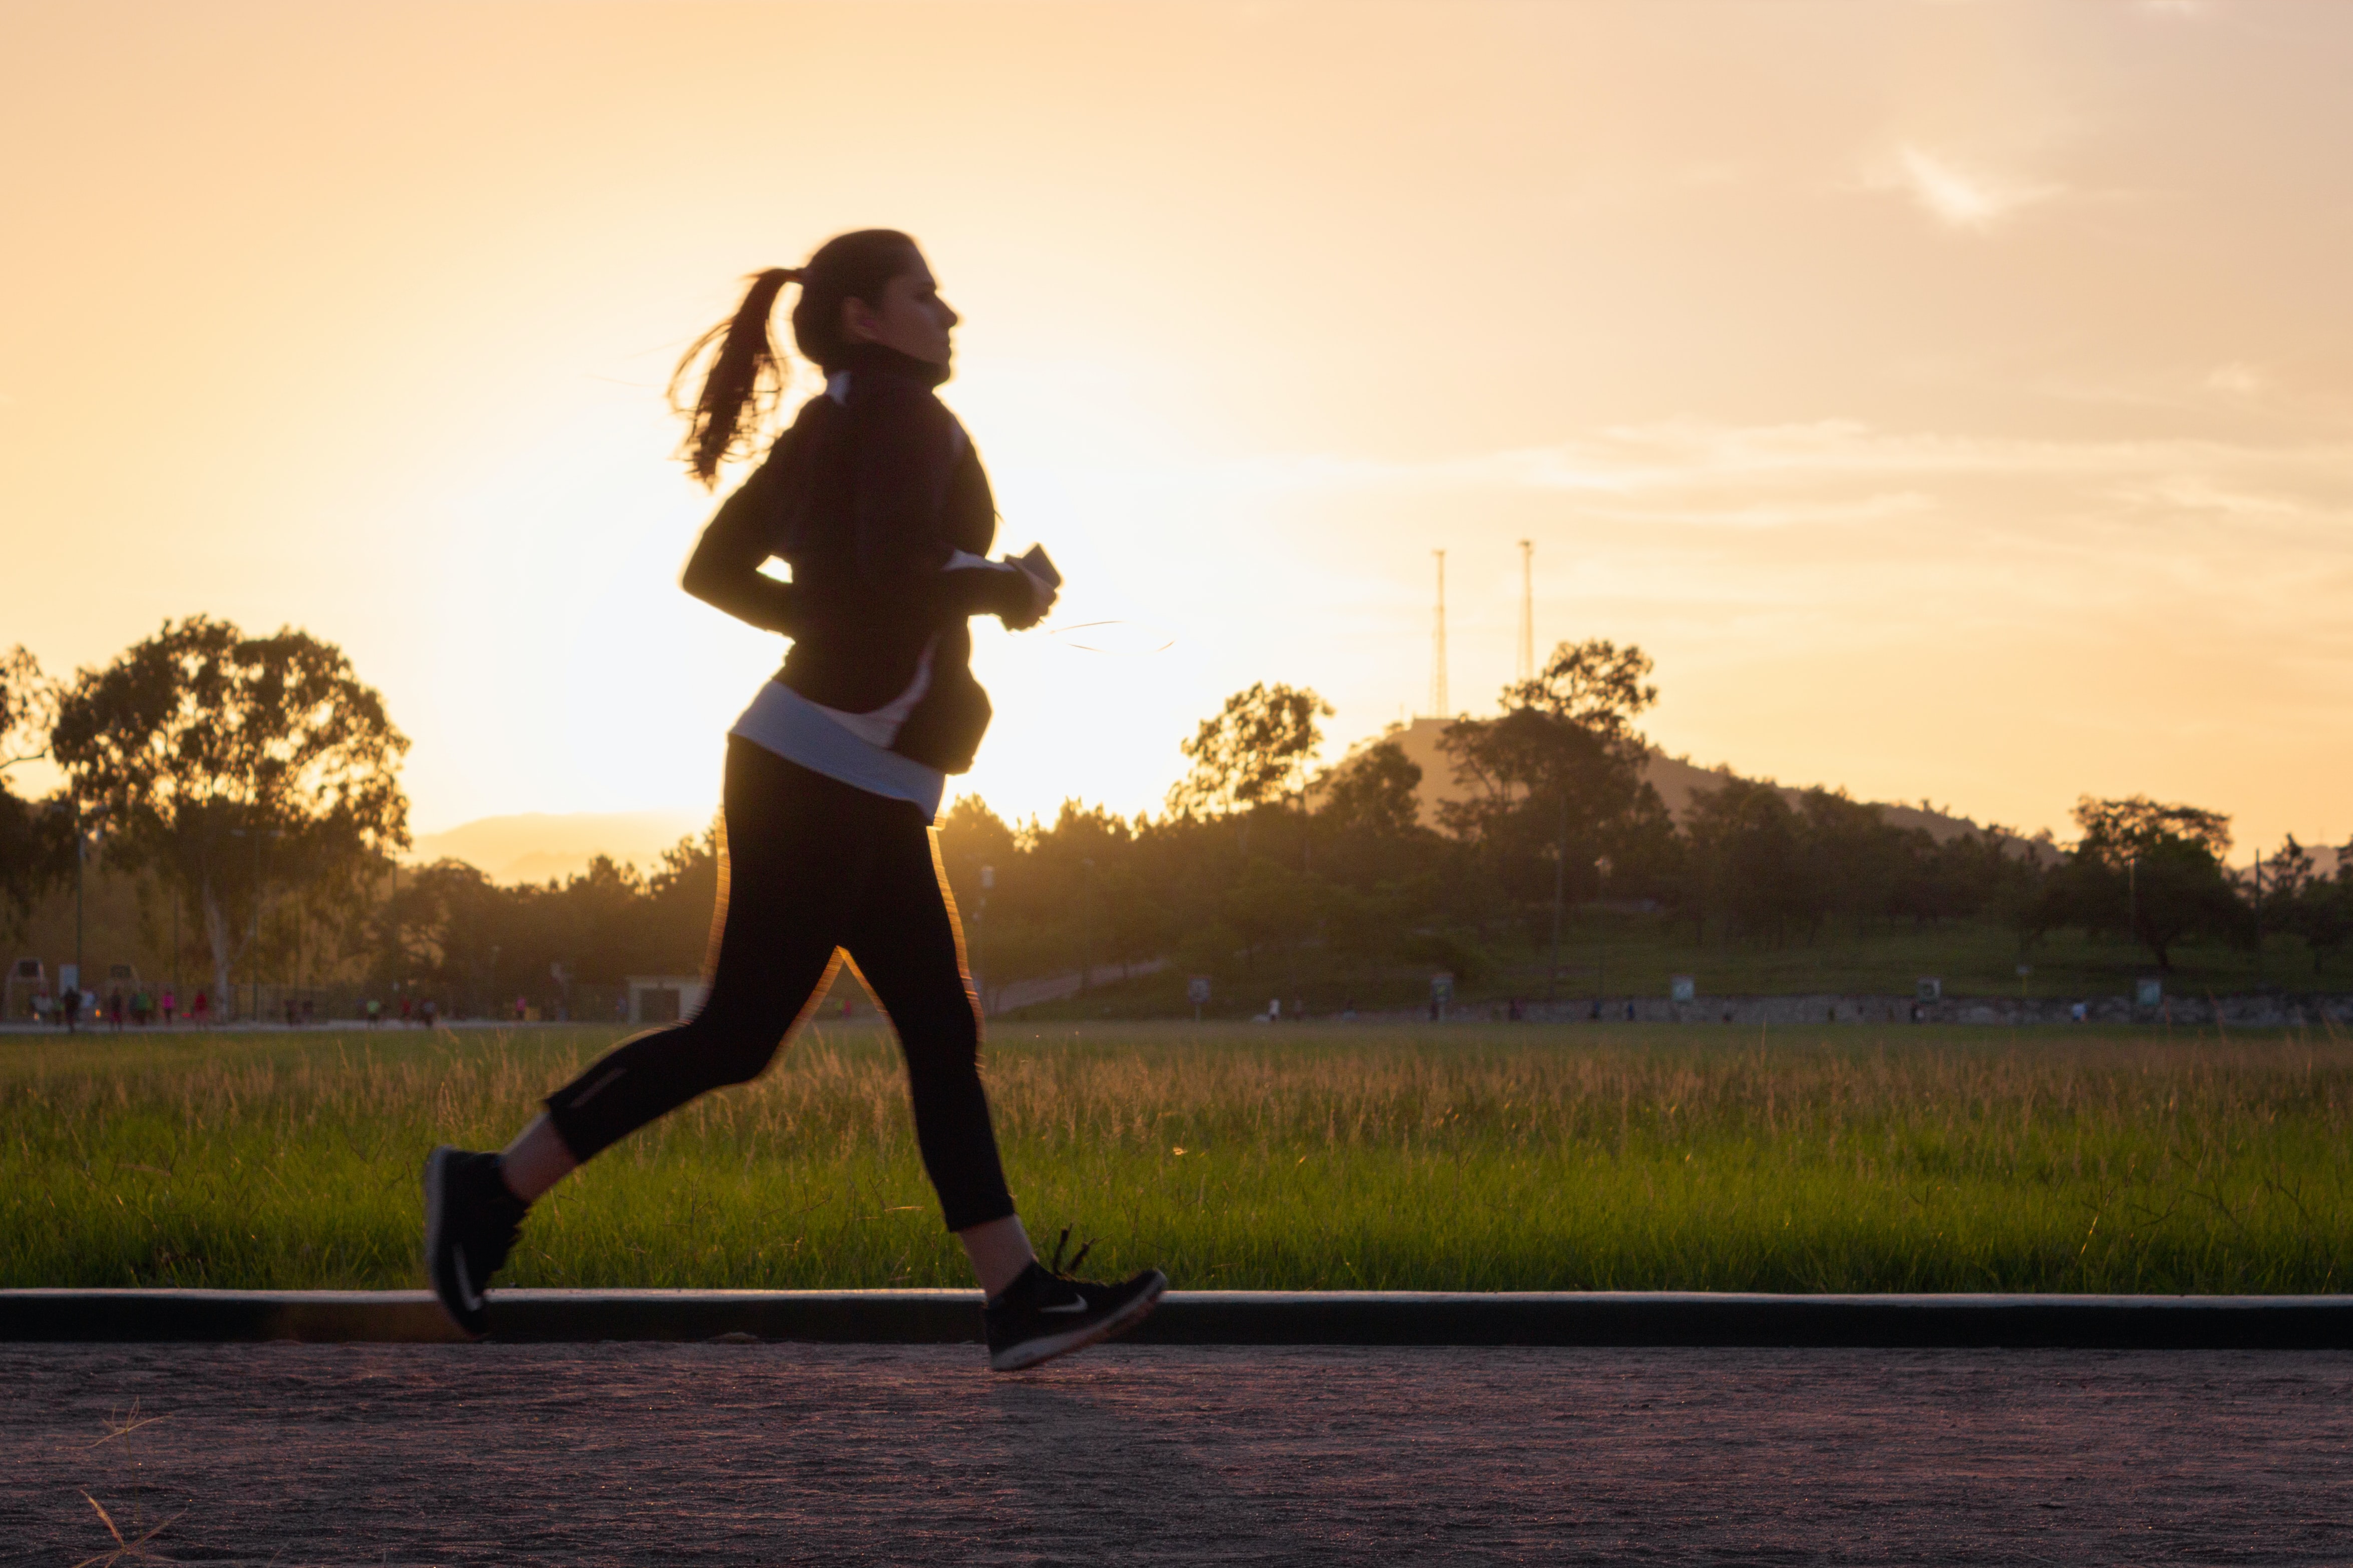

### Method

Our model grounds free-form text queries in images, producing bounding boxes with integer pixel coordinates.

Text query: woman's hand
[1002,563,1058,630]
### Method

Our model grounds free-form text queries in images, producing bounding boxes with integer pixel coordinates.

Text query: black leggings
[543,739,1014,1232]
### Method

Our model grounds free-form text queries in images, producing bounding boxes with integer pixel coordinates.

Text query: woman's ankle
[959,1214,1037,1298]
[498,1114,578,1204]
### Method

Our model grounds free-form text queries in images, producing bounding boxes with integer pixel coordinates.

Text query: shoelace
[1045,1225,1095,1280]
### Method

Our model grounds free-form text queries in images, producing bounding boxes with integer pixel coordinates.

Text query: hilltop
[1374,717,2046,854]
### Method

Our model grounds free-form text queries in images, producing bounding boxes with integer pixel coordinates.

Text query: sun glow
[6,2,2351,856]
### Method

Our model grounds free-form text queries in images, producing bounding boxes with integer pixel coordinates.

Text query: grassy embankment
[1026,915,2351,1020]
[5,1021,2347,1294]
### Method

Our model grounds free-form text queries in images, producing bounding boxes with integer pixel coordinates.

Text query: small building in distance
[625,974,708,1025]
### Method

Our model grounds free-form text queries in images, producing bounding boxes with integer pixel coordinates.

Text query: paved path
[4,1343,2348,1565]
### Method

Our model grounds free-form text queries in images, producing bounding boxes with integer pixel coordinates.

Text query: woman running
[425,230,1165,1370]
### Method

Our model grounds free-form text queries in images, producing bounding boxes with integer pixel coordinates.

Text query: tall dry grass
[4,1021,2347,1292]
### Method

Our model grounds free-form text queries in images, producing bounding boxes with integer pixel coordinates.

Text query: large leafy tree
[2024,795,2242,970]
[0,646,74,930]
[1316,739,1425,841]
[51,617,411,1009]
[1439,639,1669,919]
[1168,682,1332,817]
[1503,638,1659,757]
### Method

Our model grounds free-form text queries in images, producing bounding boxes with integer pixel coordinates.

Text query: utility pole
[2253,847,2264,988]
[1079,857,1096,994]
[1517,539,1534,686]
[1546,810,1565,1002]
[2128,854,2139,961]
[1430,549,1449,718]
[72,800,86,1003]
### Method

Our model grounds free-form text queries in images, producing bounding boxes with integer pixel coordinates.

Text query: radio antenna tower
[1430,549,1449,718]
[1517,539,1534,686]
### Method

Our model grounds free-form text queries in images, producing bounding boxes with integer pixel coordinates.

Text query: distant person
[366,998,382,1027]
[108,988,125,1030]
[61,987,81,1032]
[425,232,1163,1371]
[161,987,176,1026]
[419,997,436,1029]
[191,990,208,1027]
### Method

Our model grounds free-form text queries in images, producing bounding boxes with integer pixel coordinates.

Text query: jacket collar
[833,341,952,388]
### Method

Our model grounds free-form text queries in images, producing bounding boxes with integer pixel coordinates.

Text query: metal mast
[1430,549,1448,718]
[1517,539,1534,685]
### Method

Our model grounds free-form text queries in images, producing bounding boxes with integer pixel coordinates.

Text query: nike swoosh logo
[1040,1299,1091,1315]
[454,1255,482,1313]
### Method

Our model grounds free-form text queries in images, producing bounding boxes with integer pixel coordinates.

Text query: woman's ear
[840,294,880,345]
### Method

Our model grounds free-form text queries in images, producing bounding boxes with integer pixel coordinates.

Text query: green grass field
[5,1021,2349,1295]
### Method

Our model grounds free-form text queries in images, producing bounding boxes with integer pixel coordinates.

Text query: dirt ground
[3,1342,2348,1565]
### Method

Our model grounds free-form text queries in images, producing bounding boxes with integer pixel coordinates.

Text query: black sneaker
[423,1146,527,1339]
[983,1231,1167,1372]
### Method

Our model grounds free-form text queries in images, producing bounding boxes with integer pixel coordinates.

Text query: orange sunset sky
[6,1,2349,860]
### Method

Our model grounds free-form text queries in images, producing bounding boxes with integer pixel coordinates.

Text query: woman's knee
[670,1007,790,1090]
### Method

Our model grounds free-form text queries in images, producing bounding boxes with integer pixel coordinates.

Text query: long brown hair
[668,229,922,487]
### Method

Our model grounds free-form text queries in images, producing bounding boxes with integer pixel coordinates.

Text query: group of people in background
[29,985,208,1031]
[21,986,346,1030]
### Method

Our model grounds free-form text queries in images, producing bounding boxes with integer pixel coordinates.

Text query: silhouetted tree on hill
[1438,639,1676,940]
[1168,683,1331,817]
[2022,795,2242,970]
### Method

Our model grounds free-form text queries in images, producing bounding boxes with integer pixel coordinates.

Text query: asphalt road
[4,1341,2348,1565]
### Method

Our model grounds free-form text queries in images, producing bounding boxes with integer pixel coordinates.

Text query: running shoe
[423,1146,527,1339]
[983,1230,1167,1372]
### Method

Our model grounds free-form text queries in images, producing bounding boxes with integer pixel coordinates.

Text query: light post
[1545,796,1568,1001]
[71,802,106,1016]
[1078,857,1096,994]
[1593,855,1613,1013]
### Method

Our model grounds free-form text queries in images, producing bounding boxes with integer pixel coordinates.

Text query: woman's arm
[681,456,803,634]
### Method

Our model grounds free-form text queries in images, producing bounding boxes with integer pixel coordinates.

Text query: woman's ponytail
[668,231,922,487]
[669,267,802,488]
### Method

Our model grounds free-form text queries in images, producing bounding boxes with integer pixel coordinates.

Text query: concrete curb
[4,1289,2351,1350]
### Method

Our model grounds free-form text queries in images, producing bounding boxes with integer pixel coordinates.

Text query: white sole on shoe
[989,1273,1167,1372]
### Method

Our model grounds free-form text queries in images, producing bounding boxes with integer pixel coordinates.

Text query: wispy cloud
[1875,145,2063,231]
[1126,419,2353,542]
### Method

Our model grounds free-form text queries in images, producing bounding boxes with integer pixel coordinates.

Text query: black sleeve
[680,449,804,635]
[848,379,1035,624]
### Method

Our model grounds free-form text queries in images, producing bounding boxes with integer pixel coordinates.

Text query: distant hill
[407,811,707,886]
[1373,717,2051,857]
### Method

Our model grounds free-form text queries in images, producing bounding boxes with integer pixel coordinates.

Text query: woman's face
[842,255,959,365]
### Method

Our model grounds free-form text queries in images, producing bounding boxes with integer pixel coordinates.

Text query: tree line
[8,619,2351,1020]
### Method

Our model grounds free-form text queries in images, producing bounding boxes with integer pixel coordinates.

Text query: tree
[52,617,412,1011]
[2024,795,2242,970]
[1681,776,1808,943]
[1436,642,1666,930]
[1503,638,1658,760]
[2270,836,2353,975]
[1168,683,1332,817]
[0,646,73,929]
[1316,739,1424,839]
